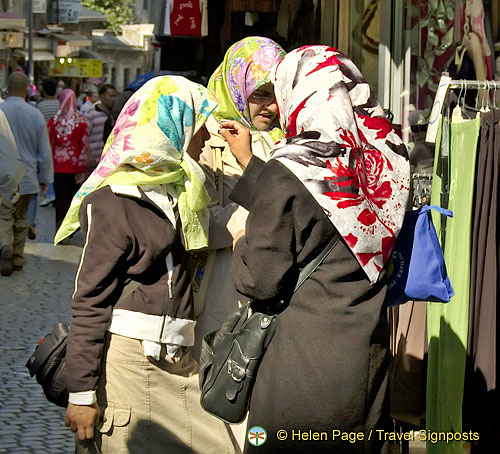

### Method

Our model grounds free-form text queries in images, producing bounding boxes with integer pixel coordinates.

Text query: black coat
[231,159,390,453]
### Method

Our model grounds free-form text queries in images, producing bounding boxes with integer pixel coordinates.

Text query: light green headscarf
[54,76,218,250]
[208,36,285,143]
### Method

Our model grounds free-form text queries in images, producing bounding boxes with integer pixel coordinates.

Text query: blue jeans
[27,194,37,227]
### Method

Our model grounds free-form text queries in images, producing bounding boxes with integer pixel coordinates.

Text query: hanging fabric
[161,0,208,37]
[426,101,480,454]
[462,107,500,454]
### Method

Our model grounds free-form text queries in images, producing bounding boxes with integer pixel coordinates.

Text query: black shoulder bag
[26,322,69,407]
[199,233,340,424]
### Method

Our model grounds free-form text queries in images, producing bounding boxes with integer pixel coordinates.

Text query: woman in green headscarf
[60,76,236,454]
[191,36,285,451]
[193,36,285,352]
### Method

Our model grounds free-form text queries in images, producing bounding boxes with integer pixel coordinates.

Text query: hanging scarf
[270,46,410,284]
[54,76,219,250]
[208,36,286,146]
[53,89,85,140]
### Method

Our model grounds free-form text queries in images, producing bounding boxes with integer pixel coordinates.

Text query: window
[143,0,148,10]
[136,67,141,79]
[111,67,117,87]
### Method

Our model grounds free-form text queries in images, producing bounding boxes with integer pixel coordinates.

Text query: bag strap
[422,204,453,218]
[294,233,340,293]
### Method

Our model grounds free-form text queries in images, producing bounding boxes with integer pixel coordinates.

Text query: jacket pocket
[99,403,132,453]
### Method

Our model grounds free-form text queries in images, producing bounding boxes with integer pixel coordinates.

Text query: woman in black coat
[220,46,410,453]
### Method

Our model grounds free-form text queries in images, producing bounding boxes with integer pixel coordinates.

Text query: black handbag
[26,322,69,408]
[199,234,339,424]
[25,281,141,408]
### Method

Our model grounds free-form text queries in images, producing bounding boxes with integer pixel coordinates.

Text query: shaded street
[0,203,83,453]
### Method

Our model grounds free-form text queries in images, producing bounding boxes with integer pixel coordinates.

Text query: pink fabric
[54,89,86,140]
[469,0,493,79]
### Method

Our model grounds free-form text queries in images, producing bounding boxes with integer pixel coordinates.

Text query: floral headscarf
[53,89,86,139]
[270,46,410,284]
[54,76,219,250]
[208,36,285,143]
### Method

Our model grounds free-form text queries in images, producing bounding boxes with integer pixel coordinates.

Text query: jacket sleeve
[231,160,300,302]
[199,143,239,250]
[0,111,23,202]
[36,112,54,185]
[66,198,132,393]
[229,155,266,210]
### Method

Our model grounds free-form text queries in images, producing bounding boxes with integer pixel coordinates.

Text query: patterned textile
[208,36,285,142]
[55,76,219,250]
[53,89,86,141]
[270,46,410,284]
[47,115,88,175]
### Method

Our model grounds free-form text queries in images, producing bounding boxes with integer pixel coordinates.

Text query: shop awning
[14,49,55,61]
[0,12,26,29]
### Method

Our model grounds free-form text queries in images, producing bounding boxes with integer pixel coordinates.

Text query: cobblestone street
[0,204,83,453]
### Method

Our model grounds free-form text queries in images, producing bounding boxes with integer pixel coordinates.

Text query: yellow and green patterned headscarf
[54,76,218,250]
[208,36,285,143]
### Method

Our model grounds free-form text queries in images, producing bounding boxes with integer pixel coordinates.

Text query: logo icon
[247,426,267,447]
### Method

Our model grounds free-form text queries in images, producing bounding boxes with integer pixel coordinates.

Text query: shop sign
[33,0,47,14]
[58,0,81,24]
[49,58,102,78]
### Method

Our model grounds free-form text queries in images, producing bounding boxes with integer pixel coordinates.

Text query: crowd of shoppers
[1,38,411,454]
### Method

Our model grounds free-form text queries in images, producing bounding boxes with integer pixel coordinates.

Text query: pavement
[0,203,84,453]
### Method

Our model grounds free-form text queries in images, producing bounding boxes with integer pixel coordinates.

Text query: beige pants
[0,194,33,267]
[80,334,236,454]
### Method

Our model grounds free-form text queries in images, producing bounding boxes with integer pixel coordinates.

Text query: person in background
[102,87,134,142]
[56,80,66,97]
[84,83,117,174]
[222,46,410,453]
[0,109,24,276]
[36,79,59,208]
[57,76,236,454]
[80,88,99,114]
[37,79,60,123]
[47,89,88,235]
[0,72,53,274]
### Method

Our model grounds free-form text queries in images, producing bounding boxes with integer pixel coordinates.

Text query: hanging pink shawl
[53,89,85,141]
[270,46,410,284]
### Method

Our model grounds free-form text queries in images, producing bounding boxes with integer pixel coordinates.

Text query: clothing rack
[439,77,500,243]
[412,173,432,180]
[448,79,500,89]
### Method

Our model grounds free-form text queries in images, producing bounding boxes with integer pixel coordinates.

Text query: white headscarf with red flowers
[53,88,86,140]
[270,46,410,284]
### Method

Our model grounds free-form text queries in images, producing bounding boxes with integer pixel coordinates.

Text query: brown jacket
[66,185,194,392]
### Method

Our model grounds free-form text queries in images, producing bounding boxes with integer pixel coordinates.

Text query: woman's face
[186,124,210,161]
[247,83,278,131]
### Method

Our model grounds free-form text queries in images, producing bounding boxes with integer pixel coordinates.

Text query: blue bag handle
[421,205,453,218]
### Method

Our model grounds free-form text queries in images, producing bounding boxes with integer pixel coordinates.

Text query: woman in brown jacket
[56,76,236,454]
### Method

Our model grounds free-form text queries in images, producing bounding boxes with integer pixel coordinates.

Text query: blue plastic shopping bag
[385,205,454,307]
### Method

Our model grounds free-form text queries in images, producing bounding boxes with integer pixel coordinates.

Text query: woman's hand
[86,154,97,170]
[232,229,245,250]
[219,121,252,170]
[65,402,101,440]
[75,173,86,184]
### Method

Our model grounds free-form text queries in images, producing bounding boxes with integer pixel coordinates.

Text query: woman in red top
[47,88,88,232]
